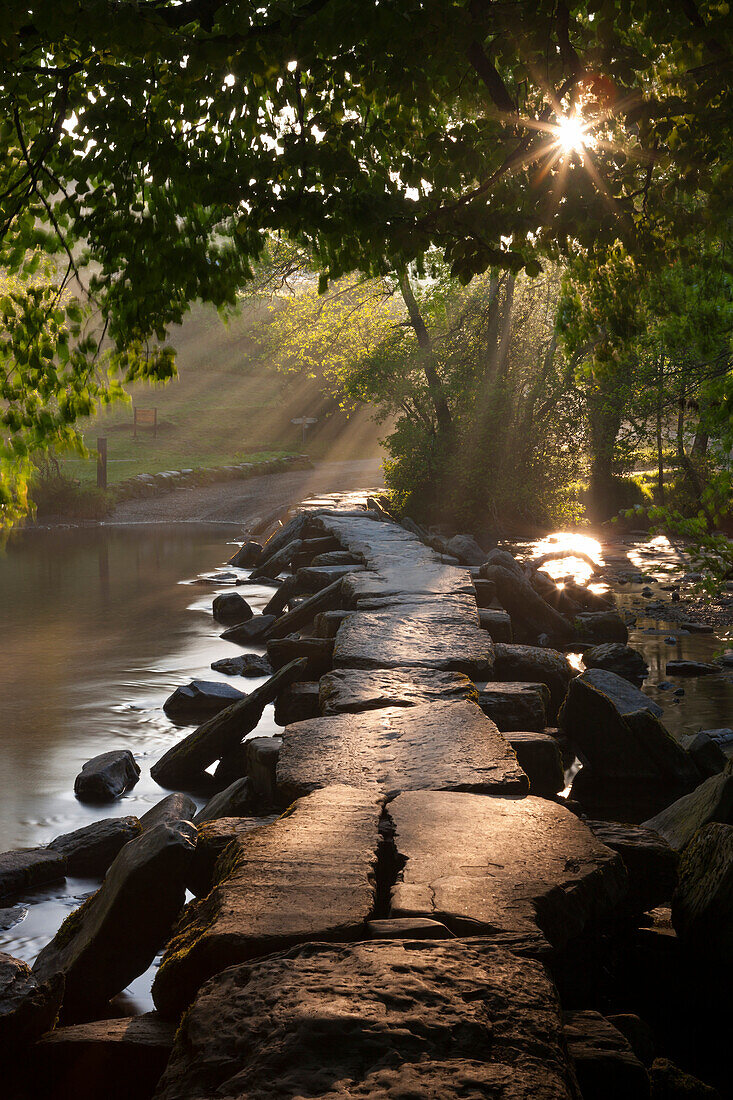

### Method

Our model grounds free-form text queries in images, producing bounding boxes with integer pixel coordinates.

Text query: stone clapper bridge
[144,504,631,1099]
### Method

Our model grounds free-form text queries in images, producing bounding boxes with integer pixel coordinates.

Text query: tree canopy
[1,0,732,524]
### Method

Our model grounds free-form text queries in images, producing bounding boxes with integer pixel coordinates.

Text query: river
[0,521,731,1012]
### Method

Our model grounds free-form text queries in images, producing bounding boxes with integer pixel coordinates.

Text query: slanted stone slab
[33,821,197,1021]
[389,791,627,947]
[48,816,142,877]
[187,815,277,898]
[150,658,306,788]
[333,609,494,679]
[193,778,254,824]
[33,1013,175,1100]
[152,785,381,1019]
[642,763,733,851]
[478,681,549,732]
[560,670,700,821]
[277,700,528,803]
[154,940,576,1100]
[319,667,476,715]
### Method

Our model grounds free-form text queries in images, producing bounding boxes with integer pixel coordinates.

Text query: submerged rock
[33,821,197,1021]
[665,660,720,677]
[220,614,277,644]
[151,658,307,788]
[74,750,140,803]
[154,940,577,1099]
[48,817,142,877]
[139,793,197,832]
[227,540,262,568]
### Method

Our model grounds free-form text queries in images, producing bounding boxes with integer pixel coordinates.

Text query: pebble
[664,636,677,644]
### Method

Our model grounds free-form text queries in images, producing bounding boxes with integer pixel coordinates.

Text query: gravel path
[108,458,385,529]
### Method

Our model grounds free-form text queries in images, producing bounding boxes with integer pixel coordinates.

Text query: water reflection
[0,524,280,1010]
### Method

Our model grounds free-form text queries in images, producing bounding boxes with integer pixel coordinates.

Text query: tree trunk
[397,267,452,435]
[656,354,665,504]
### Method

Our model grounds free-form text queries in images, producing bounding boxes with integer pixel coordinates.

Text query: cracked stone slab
[319,667,477,715]
[276,700,528,802]
[389,790,627,948]
[152,785,381,1019]
[333,609,494,678]
[154,939,576,1100]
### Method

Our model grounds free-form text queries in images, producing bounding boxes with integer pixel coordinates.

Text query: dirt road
[108,459,385,528]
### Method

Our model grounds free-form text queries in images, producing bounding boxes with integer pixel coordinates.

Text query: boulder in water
[73,751,140,803]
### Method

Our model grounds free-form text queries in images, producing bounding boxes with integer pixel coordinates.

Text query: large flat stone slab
[154,940,576,1100]
[276,700,528,802]
[389,791,627,947]
[333,609,494,678]
[152,785,381,1019]
[319,666,477,715]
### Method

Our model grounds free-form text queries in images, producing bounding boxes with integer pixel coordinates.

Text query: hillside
[62,300,386,485]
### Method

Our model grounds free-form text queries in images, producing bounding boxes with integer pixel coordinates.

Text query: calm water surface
[0,523,280,1010]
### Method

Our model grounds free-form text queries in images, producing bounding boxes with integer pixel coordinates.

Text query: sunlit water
[0,523,281,1012]
[522,530,733,741]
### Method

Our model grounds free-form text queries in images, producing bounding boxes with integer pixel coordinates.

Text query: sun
[556,113,588,153]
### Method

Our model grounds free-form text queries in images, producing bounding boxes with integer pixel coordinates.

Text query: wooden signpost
[134,407,158,438]
[291,416,318,445]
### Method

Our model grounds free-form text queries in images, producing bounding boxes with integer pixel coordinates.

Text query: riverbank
[108,457,385,527]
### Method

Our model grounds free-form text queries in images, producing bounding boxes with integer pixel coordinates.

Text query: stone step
[153,940,577,1100]
[333,609,494,679]
[152,785,382,1019]
[319,666,476,715]
[477,681,549,732]
[276,699,527,803]
[389,790,627,947]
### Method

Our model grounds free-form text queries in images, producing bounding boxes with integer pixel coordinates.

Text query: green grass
[62,446,295,487]
[55,299,384,485]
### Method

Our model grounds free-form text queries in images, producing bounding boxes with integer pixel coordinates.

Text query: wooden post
[97,436,108,489]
